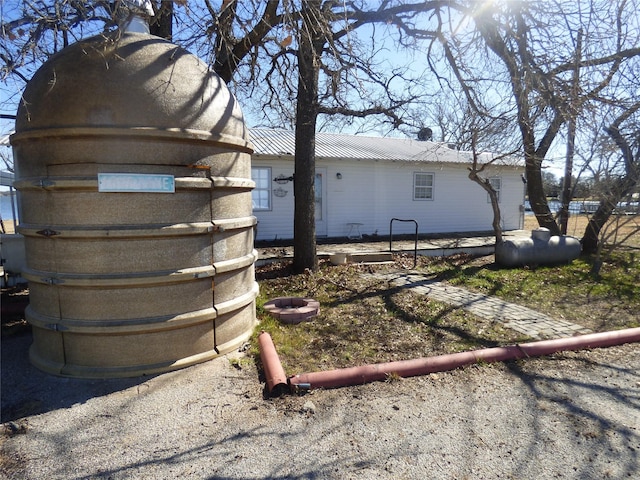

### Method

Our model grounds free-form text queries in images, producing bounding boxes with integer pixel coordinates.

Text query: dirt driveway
[2,329,639,480]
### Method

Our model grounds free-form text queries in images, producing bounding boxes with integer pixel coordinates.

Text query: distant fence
[524,200,639,215]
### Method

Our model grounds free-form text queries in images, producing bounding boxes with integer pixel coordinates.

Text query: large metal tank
[495,228,582,267]
[11,31,258,377]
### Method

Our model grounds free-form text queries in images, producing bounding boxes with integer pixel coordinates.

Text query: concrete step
[324,251,394,265]
[258,250,396,266]
[348,252,394,263]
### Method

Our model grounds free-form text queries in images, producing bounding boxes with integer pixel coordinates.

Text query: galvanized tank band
[28,323,257,379]
[210,176,255,189]
[19,223,256,280]
[24,281,258,334]
[17,217,257,238]
[20,250,258,288]
[212,216,257,232]
[22,255,257,296]
[22,265,216,287]
[214,324,255,358]
[10,127,254,153]
[214,250,259,273]
[25,305,218,333]
[17,222,216,239]
[14,176,255,191]
[215,282,259,316]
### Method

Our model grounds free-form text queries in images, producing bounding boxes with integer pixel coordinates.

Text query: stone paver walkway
[366,272,592,340]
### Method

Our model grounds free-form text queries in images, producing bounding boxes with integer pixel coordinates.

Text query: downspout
[258,328,640,394]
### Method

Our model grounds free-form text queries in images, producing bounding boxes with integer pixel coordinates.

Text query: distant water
[0,191,19,221]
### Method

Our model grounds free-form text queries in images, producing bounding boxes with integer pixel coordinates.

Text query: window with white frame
[251,167,271,211]
[488,177,501,203]
[413,172,434,200]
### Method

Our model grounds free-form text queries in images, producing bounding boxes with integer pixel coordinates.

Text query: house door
[315,168,328,237]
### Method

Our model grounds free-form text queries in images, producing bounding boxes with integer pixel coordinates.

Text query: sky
[0,1,572,181]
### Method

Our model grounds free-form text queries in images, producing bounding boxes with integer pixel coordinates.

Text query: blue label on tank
[98,173,175,193]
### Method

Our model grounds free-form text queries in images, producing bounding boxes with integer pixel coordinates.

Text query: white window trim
[251,167,272,211]
[413,172,435,201]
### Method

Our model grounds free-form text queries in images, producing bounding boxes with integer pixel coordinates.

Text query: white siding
[252,156,525,241]
[252,158,295,241]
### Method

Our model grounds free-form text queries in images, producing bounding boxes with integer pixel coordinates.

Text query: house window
[251,167,271,211]
[413,172,434,200]
[488,177,501,203]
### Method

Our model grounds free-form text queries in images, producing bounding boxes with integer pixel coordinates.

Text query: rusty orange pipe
[258,331,288,395]
[288,327,640,391]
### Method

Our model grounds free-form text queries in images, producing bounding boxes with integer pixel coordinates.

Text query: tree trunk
[468,170,503,244]
[293,1,323,273]
[525,149,560,235]
[581,207,610,254]
[581,183,636,254]
[581,196,619,254]
[583,104,640,254]
[559,29,582,235]
[558,116,575,235]
[149,1,173,40]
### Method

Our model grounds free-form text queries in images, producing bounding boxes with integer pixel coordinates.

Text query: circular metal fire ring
[263,297,320,324]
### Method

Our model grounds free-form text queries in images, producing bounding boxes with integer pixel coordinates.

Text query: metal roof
[0,127,519,166]
[0,132,12,147]
[249,128,519,166]
[1,170,14,187]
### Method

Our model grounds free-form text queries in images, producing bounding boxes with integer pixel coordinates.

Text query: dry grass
[253,213,639,374]
[3,212,637,377]
[427,251,639,333]
[254,241,639,375]
[0,219,17,234]
[254,260,531,374]
[523,214,640,248]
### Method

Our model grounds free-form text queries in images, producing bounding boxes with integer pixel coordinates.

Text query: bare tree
[1,1,449,273]
[428,96,520,244]
[581,100,640,255]
[207,1,449,272]
[436,0,640,240]
[1,1,115,81]
[467,136,506,244]
[558,28,582,235]
[9,1,637,269]
[291,0,324,271]
[151,1,450,272]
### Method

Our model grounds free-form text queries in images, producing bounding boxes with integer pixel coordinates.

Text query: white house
[249,128,526,242]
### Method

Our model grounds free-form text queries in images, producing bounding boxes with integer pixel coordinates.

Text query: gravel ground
[2,331,639,479]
